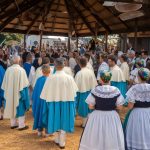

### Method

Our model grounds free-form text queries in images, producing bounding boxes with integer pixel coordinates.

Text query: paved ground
[0,108,128,150]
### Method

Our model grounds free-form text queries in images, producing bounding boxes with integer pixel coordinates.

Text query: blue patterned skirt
[76,91,91,118]
[42,101,76,134]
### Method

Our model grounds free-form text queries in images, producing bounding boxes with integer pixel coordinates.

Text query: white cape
[40,70,78,102]
[2,64,29,119]
[120,62,130,81]
[75,67,97,93]
[110,65,126,82]
[63,66,74,77]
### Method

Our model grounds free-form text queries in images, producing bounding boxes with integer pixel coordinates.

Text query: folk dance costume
[79,71,125,150]
[125,68,150,150]
[0,65,5,120]
[2,64,30,129]
[32,76,48,134]
[40,69,78,148]
[75,67,97,127]
[110,65,127,98]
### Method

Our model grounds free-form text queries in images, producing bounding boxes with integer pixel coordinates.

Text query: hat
[100,70,112,83]
[138,68,150,81]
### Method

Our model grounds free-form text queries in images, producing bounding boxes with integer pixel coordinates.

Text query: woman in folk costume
[125,68,150,150]
[75,57,97,127]
[129,59,144,85]
[40,58,78,149]
[108,55,127,98]
[79,70,125,150]
[0,65,5,120]
[2,55,30,130]
[32,65,50,137]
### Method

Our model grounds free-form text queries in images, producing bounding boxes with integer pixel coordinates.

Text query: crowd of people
[0,45,150,150]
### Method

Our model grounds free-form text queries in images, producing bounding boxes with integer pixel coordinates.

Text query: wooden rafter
[78,0,111,33]
[0,0,41,32]
[51,0,61,33]
[64,0,78,37]
[70,0,95,35]
[26,6,43,34]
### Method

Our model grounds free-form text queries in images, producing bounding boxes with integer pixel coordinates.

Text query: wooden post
[76,37,78,50]
[95,23,98,39]
[39,30,43,51]
[24,34,26,49]
[68,34,71,52]
[134,20,138,51]
[105,32,108,51]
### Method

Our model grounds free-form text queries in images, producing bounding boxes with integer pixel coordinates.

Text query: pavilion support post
[105,32,108,51]
[134,20,138,51]
[39,31,43,51]
[95,23,98,39]
[76,37,78,51]
[24,34,26,49]
[68,35,71,52]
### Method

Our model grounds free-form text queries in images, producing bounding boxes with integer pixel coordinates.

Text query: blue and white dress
[40,71,78,134]
[75,68,97,118]
[125,83,150,150]
[0,65,5,109]
[32,76,47,130]
[79,85,125,150]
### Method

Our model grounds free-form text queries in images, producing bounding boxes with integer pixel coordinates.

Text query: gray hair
[12,55,21,64]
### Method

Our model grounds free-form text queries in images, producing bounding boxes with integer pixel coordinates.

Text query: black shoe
[18,126,29,131]
[11,125,18,129]
[0,116,3,120]
[59,146,65,149]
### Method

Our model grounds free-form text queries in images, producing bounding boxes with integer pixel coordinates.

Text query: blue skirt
[32,99,45,130]
[76,91,91,118]
[0,89,4,108]
[111,81,127,98]
[42,101,76,134]
[16,87,30,118]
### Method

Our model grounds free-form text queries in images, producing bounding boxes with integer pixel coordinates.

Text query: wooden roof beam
[0,0,41,32]
[70,0,95,35]
[78,0,111,33]
[26,7,43,34]
[64,0,78,37]
[51,0,61,33]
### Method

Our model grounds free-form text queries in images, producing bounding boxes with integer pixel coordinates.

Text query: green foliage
[0,33,23,45]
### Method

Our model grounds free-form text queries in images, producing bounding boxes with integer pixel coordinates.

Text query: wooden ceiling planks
[0,0,150,36]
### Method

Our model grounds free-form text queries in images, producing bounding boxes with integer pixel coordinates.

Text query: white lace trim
[126,84,150,102]
[91,85,121,98]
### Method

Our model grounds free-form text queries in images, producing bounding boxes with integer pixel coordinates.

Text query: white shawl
[40,70,78,102]
[75,67,97,93]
